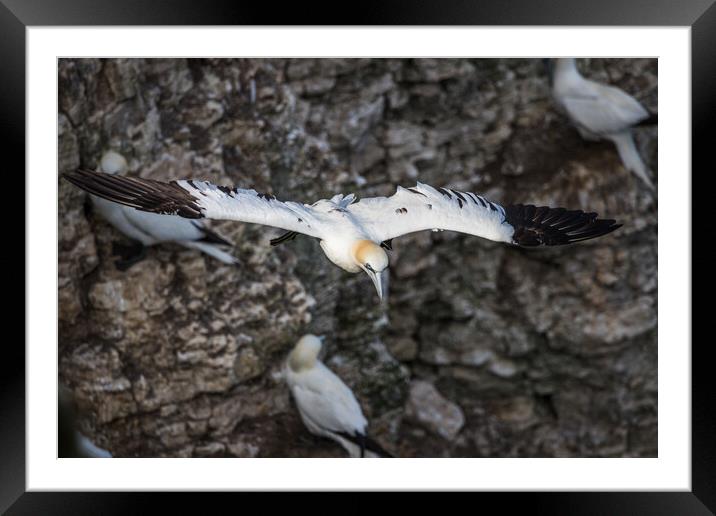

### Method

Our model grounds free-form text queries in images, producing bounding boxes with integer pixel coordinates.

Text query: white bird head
[288,334,325,372]
[352,240,389,301]
[99,150,128,175]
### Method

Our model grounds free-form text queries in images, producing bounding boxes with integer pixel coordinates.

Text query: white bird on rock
[88,150,238,270]
[64,167,621,299]
[284,334,392,458]
[547,58,657,190]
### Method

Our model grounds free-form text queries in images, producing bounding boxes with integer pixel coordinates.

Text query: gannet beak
[366,269,385,302]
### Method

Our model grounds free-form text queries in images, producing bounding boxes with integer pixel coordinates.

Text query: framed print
[6,0,708,512]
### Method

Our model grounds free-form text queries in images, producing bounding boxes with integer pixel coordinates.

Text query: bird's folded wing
[348,182,514,244]
[292,384,366,436]
[562,84,650,134]
[122,206,205,242]
[64,169,325,238]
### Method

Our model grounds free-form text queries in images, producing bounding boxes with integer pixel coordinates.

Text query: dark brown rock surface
[58,58,657,457]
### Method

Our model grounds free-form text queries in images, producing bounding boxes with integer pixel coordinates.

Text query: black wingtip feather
[63,169,205,219]
[380,239,393,251]
[505,204,621,247]
[270,231,298,246]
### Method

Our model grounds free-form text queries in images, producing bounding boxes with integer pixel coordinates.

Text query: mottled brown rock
[58,58,657,458]
[405,380,465,441]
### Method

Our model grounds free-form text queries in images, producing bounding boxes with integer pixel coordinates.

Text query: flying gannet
[87,150,239,270]
[284,334,392,458]
[548,58,657,191]
[63,167,621,299]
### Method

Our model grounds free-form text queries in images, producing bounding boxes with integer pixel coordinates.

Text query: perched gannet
[548,58,657,190]
[64,168,621,299]
[285,334,392,458]
[88,150,238,270]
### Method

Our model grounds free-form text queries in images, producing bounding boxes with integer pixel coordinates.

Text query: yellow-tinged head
[288,334,324,372]
[352,240,389,301]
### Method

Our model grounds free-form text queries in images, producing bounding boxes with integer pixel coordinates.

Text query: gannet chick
[88,150,239,270]
[64,169,622,300]
[284,334,392,458]
[548,58,657,190]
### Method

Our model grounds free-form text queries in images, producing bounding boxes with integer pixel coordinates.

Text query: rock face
[406,381,465,442]
[58,58,657,458]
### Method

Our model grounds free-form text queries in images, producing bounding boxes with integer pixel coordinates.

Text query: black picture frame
[6,0,707,512]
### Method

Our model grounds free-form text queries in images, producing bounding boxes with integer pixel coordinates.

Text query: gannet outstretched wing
[65,170,620,249]
[348,182,620,247]
[87,151,238,268]
[64,169,326,239]
[65,169,621,300]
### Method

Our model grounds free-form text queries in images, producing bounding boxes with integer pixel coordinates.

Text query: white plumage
[89,151,238,269]
[349,183,510,243]
[65,166,621,300]
[284,335,391,458]
[549,58,656,190]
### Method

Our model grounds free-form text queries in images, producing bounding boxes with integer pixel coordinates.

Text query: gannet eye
[364,263,375,272]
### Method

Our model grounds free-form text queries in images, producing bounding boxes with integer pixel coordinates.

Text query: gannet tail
[335,431,393,458]
[610,131,655,191]
[181,241,239,265]
[635,111,658,127]
[505,205,621,247]
[363,435,394,458]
